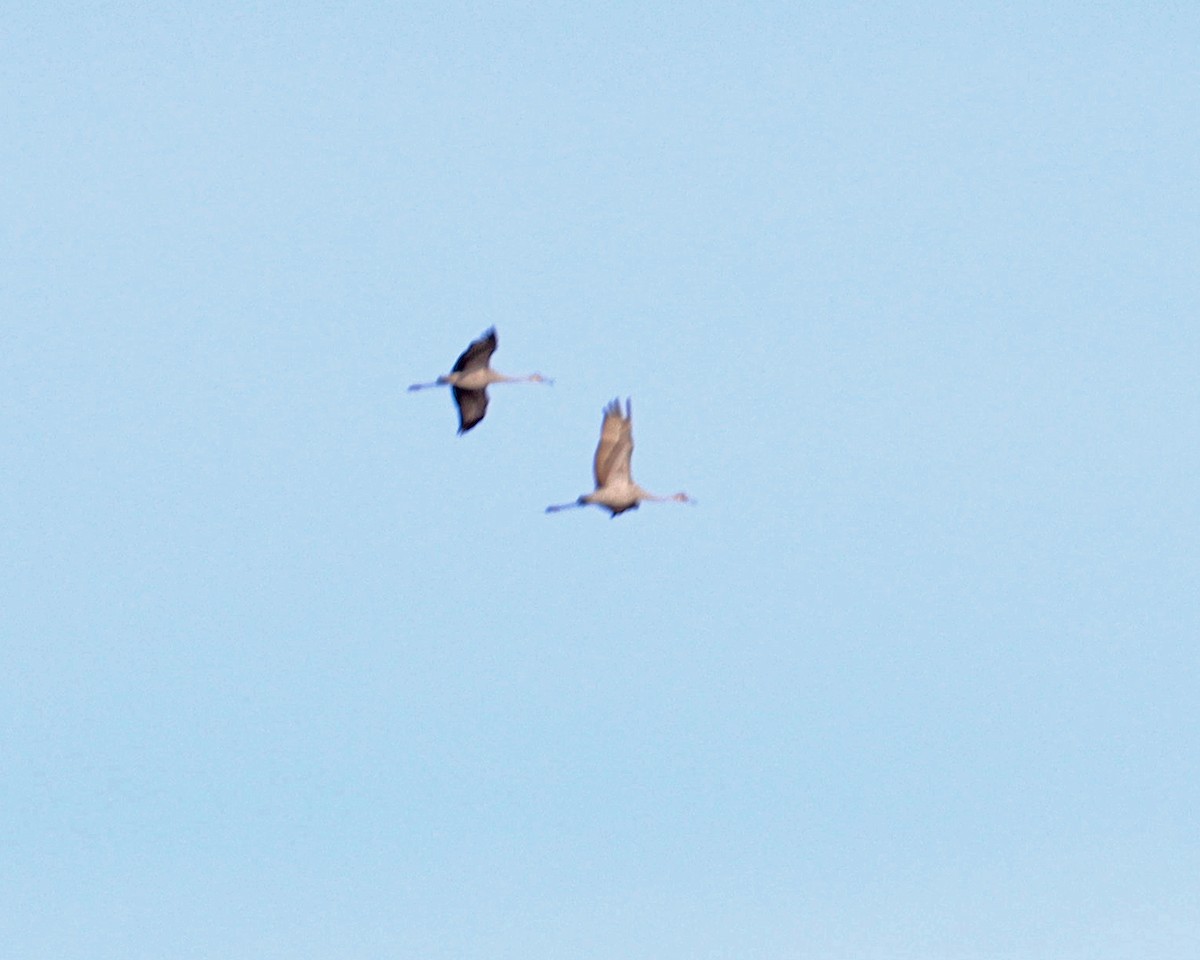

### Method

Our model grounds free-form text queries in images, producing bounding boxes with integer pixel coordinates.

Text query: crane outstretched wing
[453,387,489,434]
[593,398,634,487]
[452,328,498,374]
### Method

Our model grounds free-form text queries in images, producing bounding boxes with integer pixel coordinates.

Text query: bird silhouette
[547,398,693,517]
[409,327,552,434]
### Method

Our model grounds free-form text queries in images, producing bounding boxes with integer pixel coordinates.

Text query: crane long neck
[497,371,553,385]
[641,490,691,504]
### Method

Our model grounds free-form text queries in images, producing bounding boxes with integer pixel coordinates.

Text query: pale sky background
[2,2,1198,958]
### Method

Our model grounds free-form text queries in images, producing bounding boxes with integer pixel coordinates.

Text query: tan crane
[408,327,552,434]
[546,398,694,517]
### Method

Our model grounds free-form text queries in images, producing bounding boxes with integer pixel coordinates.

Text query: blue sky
[2,2,1198,957]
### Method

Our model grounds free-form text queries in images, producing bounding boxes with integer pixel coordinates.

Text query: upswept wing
[592,398,634,487]
[452,327,498,374]
[453,387,489,434]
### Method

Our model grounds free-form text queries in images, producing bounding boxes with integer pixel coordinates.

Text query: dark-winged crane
[408,327,552,434]
[546,398,694,517]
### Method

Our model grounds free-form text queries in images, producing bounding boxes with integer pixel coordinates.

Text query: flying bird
[546,398,694,517]
[408,327,552,434]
